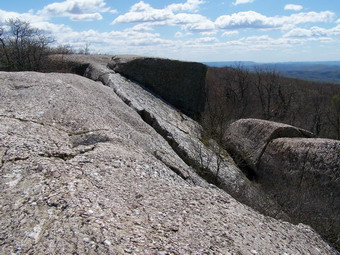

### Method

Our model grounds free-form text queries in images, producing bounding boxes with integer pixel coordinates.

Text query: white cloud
[112,2,173,24]
[112,2,215,33]
[215,11,335,30]
[201,31,217,36]
[69,13,103,21]
[0,9,46,23]
[167,0,205,13]
[222,31,239,37]
[215,11,277,29]
[285,11,334,25]
[55,27,171,54]
[39,0,113,21]
[284,25,340,37]
[176,14,215,32]
[283,28,312,37]
[172,13,209,25]
[33,22,73,34]
[130,1,153,12]
[232,0,254,6]
[284,4,303,11]
[129,24,154,32]
[175,32,184,37]
[195,37,219,43]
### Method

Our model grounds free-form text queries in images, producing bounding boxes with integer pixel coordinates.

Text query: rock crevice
[73,59,289,221]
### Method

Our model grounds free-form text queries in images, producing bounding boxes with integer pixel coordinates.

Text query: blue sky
[0,0,339,62]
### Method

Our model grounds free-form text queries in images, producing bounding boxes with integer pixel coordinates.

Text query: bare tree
[0,19,54,71]
[79,42,91,55]
[326,95,340,140]
[254,66,293,121]
[222,63,251,119]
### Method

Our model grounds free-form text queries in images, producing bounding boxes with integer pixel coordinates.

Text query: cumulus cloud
[176,14,215,32]
[195,37,219,43]
[166,0,205,12]
[112,1,214,33]
[283,28,312,37]
[175,32,184,38]
[215,11,278,29]
[128,24,154,32]
[215,11,335,30]
[201,31,217,36]
[284,25,340,37]
[39,0,113,21]
[0,9,75,38]
[222,31,239,37]
[0,9,46,23]
[232,0,254,6]
[286,11,334,24]
[284,4,303,11]
[55,27,172,53]
[112,2,172,24]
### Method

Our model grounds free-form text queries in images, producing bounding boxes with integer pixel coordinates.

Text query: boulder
[1,71,338,254]
[258,138,340,249]
[224,118,314,171]
[108,55,207,119]
[225,118,339,249]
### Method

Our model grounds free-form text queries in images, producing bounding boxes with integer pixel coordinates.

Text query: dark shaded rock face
[259,138,340,249]
[225,118,340,249]
[109,56,207,119]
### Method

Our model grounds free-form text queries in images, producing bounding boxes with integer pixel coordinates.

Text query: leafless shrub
[0,19,54,71]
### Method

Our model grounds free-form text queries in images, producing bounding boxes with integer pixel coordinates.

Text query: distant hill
[203,61,340,84]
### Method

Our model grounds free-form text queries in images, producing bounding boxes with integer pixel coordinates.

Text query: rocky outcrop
[225,118,340,250]
[60,54,288,220]
[224,118,314,171]
[1,68,338,253]
[258,138,340,249]
[108,55,207,119]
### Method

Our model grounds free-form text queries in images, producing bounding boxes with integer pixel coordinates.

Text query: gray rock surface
[258,138,340,249]
[224,118,314,170]
[100,69,288,221]
[1,71,338,254]
[108,55,207,119]
[61,54,290,220]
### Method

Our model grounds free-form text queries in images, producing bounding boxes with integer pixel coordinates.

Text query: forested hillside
[203,66,340,140]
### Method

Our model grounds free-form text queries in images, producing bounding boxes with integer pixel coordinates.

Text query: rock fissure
[106,78,219,187]
[0,148,8,169]
[153,151,189,181]
[5,156,30,164]
[78,61,292,222]
[255,127,313,170]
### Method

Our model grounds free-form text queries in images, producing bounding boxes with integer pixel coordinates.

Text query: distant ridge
[203,61,340,84]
